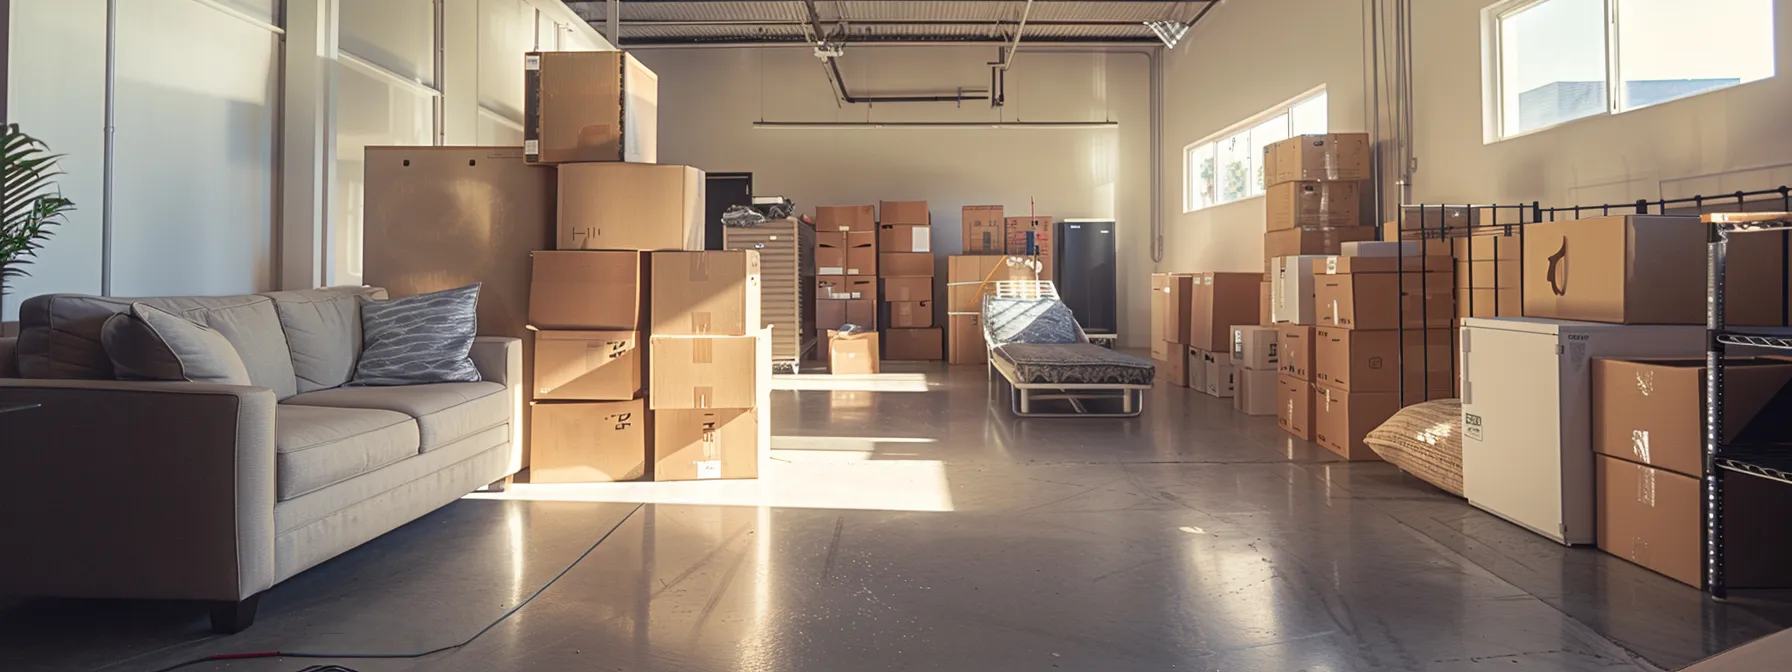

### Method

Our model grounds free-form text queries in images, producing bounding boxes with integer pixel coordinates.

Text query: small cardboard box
[963,205,1005,254]
[1271,255,1327,324]
[533,330,641,400]
[1266,181,1362,231]
[648,334,760,409]
[881,252,935,278]
[887,300,934,328]
[1235,368,1278,416]
[1263,226,1377,266]
[557,163,703,251]
[1262,133,1371,188]
[1189,272,1263,352]
[1457,288,1523,318]
[524,51,657,164]
[815,232,847,275]
[816,205,875,231]
[880,201,929,225]
[842,231,877,276]
[1232,325,1279,371]
[1591,358,1792,478]
[817,297,876,331]
[1596,455,1700,587]
[1182,347,1202,390]
[1278,374,1315,440]
[1278,324,1315,380]
[1163,274,1195,345]
[949,255,1040,311]
[1313,383,1397,461]
[883,277,932,302]
[650,251,761,336]
[1313,272,1454,330]
[1312,326,1453,393]
[948,314,986,365]
[1523,215,1784,325]
[654,407,758,481]
[528,250,647,330]
[1201,350,1236,398]
[530,399,648,483]
[885,327,943,361]
[880,224,931,253]
[828,330,880,374]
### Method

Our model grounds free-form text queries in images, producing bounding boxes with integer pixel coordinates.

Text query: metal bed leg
[1020,387,1031,415]
[1123,389,1134,415]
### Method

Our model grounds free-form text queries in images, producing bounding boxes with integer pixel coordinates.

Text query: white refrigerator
[1459,317,1704,545]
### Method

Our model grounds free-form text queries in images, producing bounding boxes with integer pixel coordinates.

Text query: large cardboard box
[1151,273,1171,361]
[816,205,876,232]
[880,201,929,225]
[1597,454,1792,589]
[648,334,760,409]
[533,330,641,400]
[1313,272,1454,330]
[1523,216,1783,325]
[948,314,987,365]
[1277,374,1315,440]
[1235,368,1278,416]
[530,400,648,483]
[817,297,877,331]
[880,224,931,253]
[1457,288,1523,318]
[1266,181,1362,231]
[881,252,935,278]
[528,251,647,330]
[1263,226,1377,268]
[1453,233,1521,261]
[815,277,853,300]
[845,232,878,276]
[883,277,932,302]
[1232,325,1279,371]
[815,232,845,275]
[1262,134,1371,187]
[1163,346,1188,387]
[1201,350,1236,398]
[524,51,657,164]
[650,251,761,336]
[1271,255,1327,324]
[885,327,943,361]
[1591,358,1792,478]
[1278,324,1315,380]
[1189,272,1262,352]
[1313,384,1396,461]
[815,231,877,276]
[1162,274,1194,344]
[963,205,1005,254]
[1312,326,1453,394]
[887,300,935,328]
[654,408,757,481]
[558,163,703,251]
[949,255,1040,311]
[1344,239,1452,258]
[827,331,880,374]
[1455,260,1522,288]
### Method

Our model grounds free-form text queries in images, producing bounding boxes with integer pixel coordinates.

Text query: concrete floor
[6,362,1792,671]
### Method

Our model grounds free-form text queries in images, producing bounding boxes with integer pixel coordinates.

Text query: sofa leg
[484,476,511,493]
[209,594,260,634]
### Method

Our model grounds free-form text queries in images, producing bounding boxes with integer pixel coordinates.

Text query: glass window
[1499,0,1608,136]
[1181,90,1326,212]
[1186,143,1217,211]
[1614,0,1774,111]
[1290,92,1328,135]
[1218,132,1252,204]
[1248,114,1290,197]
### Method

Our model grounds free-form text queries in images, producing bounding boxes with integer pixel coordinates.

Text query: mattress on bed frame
[993,343,1156,386]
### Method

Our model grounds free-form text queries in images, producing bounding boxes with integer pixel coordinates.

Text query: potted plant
[0,124,75,318]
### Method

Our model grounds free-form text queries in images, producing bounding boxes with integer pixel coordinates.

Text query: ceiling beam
[621,19,1153,27]
[622,36,1163,46]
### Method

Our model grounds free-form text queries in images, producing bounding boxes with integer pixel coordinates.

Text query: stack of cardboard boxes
[947,205,1040,365]
[1186,273,1260,397]
[814,205,879,371]
[1231,326,1279,415]
[880,201,942,361]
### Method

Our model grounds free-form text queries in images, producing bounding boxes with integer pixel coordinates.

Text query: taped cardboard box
[648,334,760,409]
[885,327,943,361]
[1181,347,1201,390]
[815,232,846,275]
[963,205,1005,254]
[1201,350,1236,398]
[530,399,648,483]
[828,331,880,375]
[880,224,931,253]
[1151,273,1171,360]
[558,163,703,251]
[842,232,877,276]
[949,255,1040,311]
[881,252,935,278]
[1162,274,1195,345]
[1313,384,1398,461]
[816,205,876,232]
[1189,272,1262,352]
[1453,233,1521,261]
[1597,454,1792,589]
[887,300,935,328]
[532,330,641,400]
[1457,288,1523,318]
[654,407,758,481]
[528,251,648,330]
[1455,260,1522,289]
[817,297,877,331]
[1313,272,1454,330]
[1263,226,1377,270]
[880,201,930,225]
[1312,326,1452,394]
[1232,325,1279,371]
[1523,215,1784,325]
[1278,324,1315,381]
[1591,357,1792,478]
[1266,181,1362,231]
[524,51,657,164]
[650,250,761,336]
[815,276,857,301]
[1235,368,1278,416]
[1339,240,1452,257]
[948,314,987,365]
[883,277,932,302]
[1278,374,1315,440]
[1271,255,1327,324]
[1262,133,1371,188]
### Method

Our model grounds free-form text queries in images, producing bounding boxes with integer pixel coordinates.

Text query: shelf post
[1704,219,1729,599]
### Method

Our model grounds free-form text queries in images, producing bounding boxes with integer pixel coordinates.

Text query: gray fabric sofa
[0,287,522,633]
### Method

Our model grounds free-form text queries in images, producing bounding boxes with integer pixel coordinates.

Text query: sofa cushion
[274,405,420,501]
[350,284,483,387]
[17,293,300,398]
[282,382,508,451]
[263,286,388,393]
[101,304,254,385]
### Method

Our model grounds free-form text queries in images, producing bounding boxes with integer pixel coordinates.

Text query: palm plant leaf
[0,123,76,298]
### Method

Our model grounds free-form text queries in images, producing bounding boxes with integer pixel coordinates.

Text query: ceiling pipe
[998,0,1036,70]
[803,0,991,105]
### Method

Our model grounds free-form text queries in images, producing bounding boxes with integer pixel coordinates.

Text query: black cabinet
[1054,219,1117,335]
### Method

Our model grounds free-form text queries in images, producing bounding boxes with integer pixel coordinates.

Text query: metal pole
[1704,219,1729,599]
[101,0,117,296]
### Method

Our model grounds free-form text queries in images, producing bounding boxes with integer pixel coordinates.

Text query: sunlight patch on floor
[771,373,932,392]
[467,453,955,512]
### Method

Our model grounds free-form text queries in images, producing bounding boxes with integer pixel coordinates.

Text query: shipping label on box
[648,334,761,409]
[650,250,762,336]
[817,205,876,231]
[558,163,703,251]
[528,250,647,330]
[653,408,758,482]
[530,399,648,484]
[963,205,1005,254]
[533,330,641,401]
[881,224,931,253]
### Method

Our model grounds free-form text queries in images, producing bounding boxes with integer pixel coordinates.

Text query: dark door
[704,172,753,251]
[1055,219,1117,335]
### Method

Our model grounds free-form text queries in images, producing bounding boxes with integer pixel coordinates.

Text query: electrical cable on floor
[140,502,645,672]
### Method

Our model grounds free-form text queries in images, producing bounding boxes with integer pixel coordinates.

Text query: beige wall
[633,46,1155,345]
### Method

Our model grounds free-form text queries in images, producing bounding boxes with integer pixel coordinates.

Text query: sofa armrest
[470,336,522,388]
[0,378,276,602]
[0,337,17,378]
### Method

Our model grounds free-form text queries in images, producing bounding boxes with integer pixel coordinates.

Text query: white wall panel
[477,0,535,125]
[335,64,436,285]
[341,0,436,84]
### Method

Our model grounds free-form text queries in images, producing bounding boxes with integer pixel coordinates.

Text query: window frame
[1181,87,1328,214]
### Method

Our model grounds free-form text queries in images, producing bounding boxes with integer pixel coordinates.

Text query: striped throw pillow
[349,284,482,386]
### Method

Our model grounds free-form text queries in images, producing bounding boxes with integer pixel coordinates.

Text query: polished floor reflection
[5,362,1791,671]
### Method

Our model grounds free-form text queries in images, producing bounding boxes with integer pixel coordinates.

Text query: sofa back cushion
[17,293,299,398]
[263,286,388,393]
[101,303,255,385]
